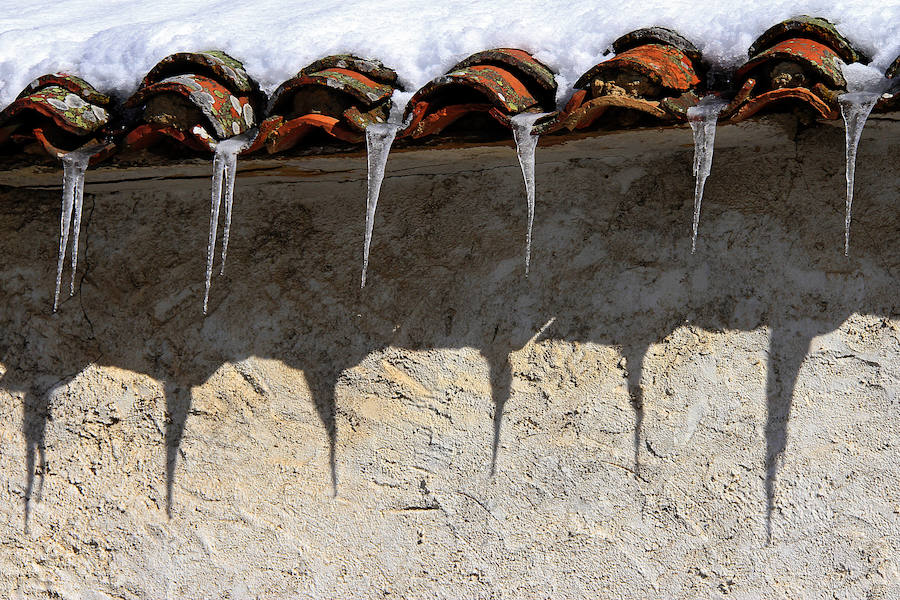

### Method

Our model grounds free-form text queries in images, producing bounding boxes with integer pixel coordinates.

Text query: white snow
[2,1,900,110]
[686,96,727,254]
[841,62,893,93]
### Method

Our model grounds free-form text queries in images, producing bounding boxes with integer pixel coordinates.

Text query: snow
[686,96,728,254]
[3,1,900,110]
[841,62,893,93]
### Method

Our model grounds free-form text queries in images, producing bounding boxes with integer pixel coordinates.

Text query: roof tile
[401,49,554,140]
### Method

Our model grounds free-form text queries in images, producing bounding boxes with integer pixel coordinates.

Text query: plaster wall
[1,117,899,599]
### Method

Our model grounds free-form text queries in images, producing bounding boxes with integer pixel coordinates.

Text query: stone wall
[1,116,899,598]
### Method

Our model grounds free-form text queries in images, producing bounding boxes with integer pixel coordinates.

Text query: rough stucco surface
[1,116,900,599]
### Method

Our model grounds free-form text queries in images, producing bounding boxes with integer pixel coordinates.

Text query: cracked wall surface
[1,117,900,598]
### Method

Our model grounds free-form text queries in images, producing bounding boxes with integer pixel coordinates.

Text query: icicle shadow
[22,387,49,532]
[838,92,879,256]
[302,367,339,496]
[482,309,550,476]
[764,326,811,544]
[485,347,513,476]
[686,97,727,253]
[164,381,190,516]
[622,341,648,478]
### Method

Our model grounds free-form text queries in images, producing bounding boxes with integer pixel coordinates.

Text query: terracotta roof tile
[449,48,557,107]
[538,28,704,134]
[747,15,868,65]
[251,54,402,153]
[723,17,865,122]
[123,51,259,154]
[0,17,893,165]
[0,72,113,162]
[400,49,554,140]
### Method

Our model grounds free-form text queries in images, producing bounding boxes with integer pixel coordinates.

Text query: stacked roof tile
[0,16,895,165]
[249,54,403,153]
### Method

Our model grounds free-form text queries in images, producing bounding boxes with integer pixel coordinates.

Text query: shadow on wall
[1,119,898,542]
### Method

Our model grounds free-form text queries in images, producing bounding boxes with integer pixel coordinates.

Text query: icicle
[204,152,225,315]
[219,146,240,275]
[69,163,85,296]
[361,92,412,288]
[511,112,550,275]
[838,92,879,256]
[203,129,257,314]
[686,96,727,253]
[361,123,399,287]
[53,149,91,312]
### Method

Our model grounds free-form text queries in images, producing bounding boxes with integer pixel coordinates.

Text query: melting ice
[53,148,92,312]
[838,92,879,256]
[361,123,399,287]
[361,92,411,288]
[839,63,891,256]
[204,128,257,314]
[686,96,727,253]
[511,112,550,275]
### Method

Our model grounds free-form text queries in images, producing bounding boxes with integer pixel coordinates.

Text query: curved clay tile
[612,27,703,67]
[142,50,261,97]
[0,72,115,164]
[299,54,399,85]
[123,51,259,154]
[747,15,868,65]
[574,43,701,94]
[449,48,557,108]
[400,49,556,140]
[737,40,846,89]
[539,28,703,134]
[247,55,401,154]
[723,17,866,123]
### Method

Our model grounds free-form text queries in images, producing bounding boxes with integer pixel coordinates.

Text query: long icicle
[53,149,91,312]
[361,123,400,288]
[219,148,240,275]
[511,112,549,276]
[203,129,257,313]
[686,96,727,253]
[204,151,226,314]
[68,160,86,296]
[838,92,880,256]
[361,93,412,288]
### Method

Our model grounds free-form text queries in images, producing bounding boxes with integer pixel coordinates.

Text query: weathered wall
[1,116,900,599]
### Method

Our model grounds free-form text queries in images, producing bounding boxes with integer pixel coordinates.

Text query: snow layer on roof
[1,0,899,109]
